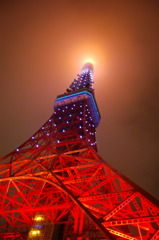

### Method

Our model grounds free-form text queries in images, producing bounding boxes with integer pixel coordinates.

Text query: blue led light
[56,91,99,118]
[35,225,43,229]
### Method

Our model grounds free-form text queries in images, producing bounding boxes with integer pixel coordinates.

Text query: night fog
[0,1,159,199]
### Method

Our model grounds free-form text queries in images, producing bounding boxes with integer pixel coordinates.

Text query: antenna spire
[67,63,94,93]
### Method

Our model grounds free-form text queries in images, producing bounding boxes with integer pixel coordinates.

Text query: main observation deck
[54,88,101,128]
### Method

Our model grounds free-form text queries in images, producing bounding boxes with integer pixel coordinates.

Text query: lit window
[34,216,43,221]
[29,230,40,237]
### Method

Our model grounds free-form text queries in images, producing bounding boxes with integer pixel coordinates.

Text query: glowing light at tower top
[67,62,94,93]
[81,62,94,78]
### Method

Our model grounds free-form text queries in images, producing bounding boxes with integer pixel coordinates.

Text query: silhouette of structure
[0,62,159,239]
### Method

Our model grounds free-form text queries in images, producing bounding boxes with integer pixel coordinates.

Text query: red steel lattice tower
[0,62,159,240]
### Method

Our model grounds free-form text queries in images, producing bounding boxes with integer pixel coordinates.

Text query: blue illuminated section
[54,90,101,127]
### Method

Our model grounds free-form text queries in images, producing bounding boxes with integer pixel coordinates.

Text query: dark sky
[0,1,159,199]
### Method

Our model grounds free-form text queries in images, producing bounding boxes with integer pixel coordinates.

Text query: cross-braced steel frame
[0,64,159,239]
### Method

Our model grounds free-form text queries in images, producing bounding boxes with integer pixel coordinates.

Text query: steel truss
[0,145,159,239]
[0,63,159,239]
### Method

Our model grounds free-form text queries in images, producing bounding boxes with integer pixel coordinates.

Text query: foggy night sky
[0,1,159,199]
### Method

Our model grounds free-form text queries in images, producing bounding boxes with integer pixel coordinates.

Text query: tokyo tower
[0,62,159,240]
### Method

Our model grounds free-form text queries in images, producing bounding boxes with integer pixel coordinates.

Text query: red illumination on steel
[0,64,159,239]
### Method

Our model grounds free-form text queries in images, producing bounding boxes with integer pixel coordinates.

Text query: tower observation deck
[0,62,159,240]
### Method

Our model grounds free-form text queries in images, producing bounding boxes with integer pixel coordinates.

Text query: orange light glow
[29,230,40,236]
[84,58,95,66]
[34,215,43,221]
